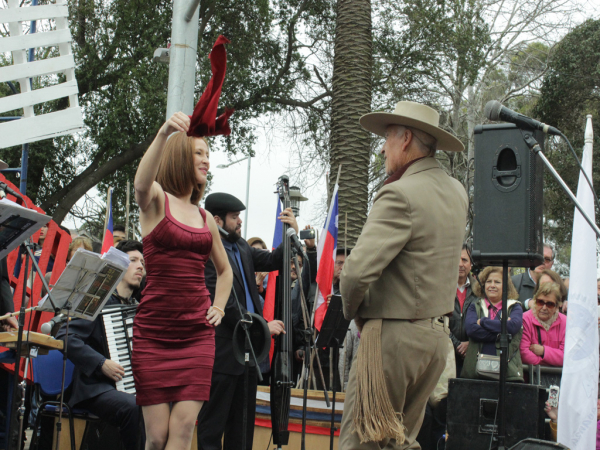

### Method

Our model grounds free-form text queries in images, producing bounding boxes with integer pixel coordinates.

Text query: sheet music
[0,198,50,260]
[37,247,130,321]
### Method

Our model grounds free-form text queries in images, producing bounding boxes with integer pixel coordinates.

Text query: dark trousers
[77,389,143,450]
[197,370,257,450]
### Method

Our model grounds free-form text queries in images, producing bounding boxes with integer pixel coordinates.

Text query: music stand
[316,294,350,450]
[23,248,129,450]
[0,202,52,450]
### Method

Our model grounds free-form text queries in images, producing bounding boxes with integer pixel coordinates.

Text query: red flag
[264,195,283,363]
[188,35,234,138]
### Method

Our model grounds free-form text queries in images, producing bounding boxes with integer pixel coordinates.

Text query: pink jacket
[520,309,566,367]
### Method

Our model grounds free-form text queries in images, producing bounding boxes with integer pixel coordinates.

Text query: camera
[299,228,315,240]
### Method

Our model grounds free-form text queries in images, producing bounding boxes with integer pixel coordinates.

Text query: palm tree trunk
[329,0,372,247]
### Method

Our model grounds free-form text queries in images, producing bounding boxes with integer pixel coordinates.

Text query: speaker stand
[496,259,510,450]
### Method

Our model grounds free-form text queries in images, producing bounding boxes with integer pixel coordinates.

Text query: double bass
[271,175,294,448]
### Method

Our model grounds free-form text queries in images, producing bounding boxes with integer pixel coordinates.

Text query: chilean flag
[314,184,338,331]
[263,194,283,363]
[101,188,114,254]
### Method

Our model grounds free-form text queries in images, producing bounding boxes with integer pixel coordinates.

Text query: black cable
[558,131,600,212]
[265,431,273,450]
[437,435,445,450]
[488,401,498,450]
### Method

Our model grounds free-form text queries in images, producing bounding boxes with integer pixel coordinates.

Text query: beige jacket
[340,157,468,320]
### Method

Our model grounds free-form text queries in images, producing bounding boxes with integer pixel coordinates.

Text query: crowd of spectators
[2,215,598,449]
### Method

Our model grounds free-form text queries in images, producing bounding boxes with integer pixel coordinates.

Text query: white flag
[558,115,599,449]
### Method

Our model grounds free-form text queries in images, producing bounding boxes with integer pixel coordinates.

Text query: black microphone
[484,100,560,136]
[40,314,67,335]
[0,182,22,200]
[286,228,308,260]
[217,225,228,238]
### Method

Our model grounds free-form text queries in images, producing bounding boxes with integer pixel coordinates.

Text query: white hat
[359,101,464,152]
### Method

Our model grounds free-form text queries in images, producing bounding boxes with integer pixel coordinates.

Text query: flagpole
[305,164,342,389]
[557,115,598,450]
[309,164,342,330]
[102,186,112,245]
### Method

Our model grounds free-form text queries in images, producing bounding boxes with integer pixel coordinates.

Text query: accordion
[101,305,136,395]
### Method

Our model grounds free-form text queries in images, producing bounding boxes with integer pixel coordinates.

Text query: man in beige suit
[339,101,468,449]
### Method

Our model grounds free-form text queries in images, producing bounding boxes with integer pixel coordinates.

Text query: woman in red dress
[133,112,233,449]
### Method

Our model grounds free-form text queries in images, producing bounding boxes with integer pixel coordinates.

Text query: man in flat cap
[339,101,468,449]
[197,192,298,450]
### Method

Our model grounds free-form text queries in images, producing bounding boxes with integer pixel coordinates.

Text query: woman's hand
[530,344,544,357]
[544,401,558,423]
[159,112,190,137]
[207,306,225,326]
[255,272,268,292]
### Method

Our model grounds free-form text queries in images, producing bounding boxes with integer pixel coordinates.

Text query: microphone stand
[7,239,62,450]
[291,250,331,450]
[521,131,600,237]
[231,282,262,450]
[217,227,262,450]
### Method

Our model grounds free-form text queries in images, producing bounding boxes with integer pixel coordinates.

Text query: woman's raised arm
[134,112,190,212]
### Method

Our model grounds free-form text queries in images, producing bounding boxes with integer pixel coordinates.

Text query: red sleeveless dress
[132,193,214,406]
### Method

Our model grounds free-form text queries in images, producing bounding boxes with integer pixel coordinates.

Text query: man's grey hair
[392,125,437,156]
[544,243,555,260]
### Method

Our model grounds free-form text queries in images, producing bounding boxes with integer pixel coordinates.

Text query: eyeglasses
[536,299,557,309]
[544,257,554,263]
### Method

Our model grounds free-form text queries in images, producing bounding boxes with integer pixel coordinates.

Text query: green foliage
[534,19,600,255]
[0,0,335,237]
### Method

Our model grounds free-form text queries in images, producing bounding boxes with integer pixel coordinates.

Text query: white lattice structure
[0,0,83,149]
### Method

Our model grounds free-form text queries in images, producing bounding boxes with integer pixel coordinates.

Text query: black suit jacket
[0,258,14,316]
[55,294,122,407]
[205,238,284,376]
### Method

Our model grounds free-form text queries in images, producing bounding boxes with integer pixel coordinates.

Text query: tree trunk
[329,0,372,247]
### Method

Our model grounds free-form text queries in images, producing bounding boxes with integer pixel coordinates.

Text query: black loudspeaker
[472,123,544,267]
[446,379,546,450]
[509,438,569,449]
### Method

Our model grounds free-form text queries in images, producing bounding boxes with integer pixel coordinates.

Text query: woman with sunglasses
[520,283,566,367]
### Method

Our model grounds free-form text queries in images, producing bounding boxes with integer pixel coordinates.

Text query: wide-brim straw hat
[360,101,464,152]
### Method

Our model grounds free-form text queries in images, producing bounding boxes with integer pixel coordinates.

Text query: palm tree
[329,0,373,246]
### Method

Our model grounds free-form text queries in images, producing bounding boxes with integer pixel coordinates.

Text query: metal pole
[19,0,38,197]
[244,156,251,239]
[528,141,600,237]
[166,0,200,118]
[496,260,509,449]
[20,145,28,196]
[184,0,200,22]
[125,181,131,239]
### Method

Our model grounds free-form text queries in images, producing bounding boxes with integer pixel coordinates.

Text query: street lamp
[289,186,308,218]
[216,155,252,238]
